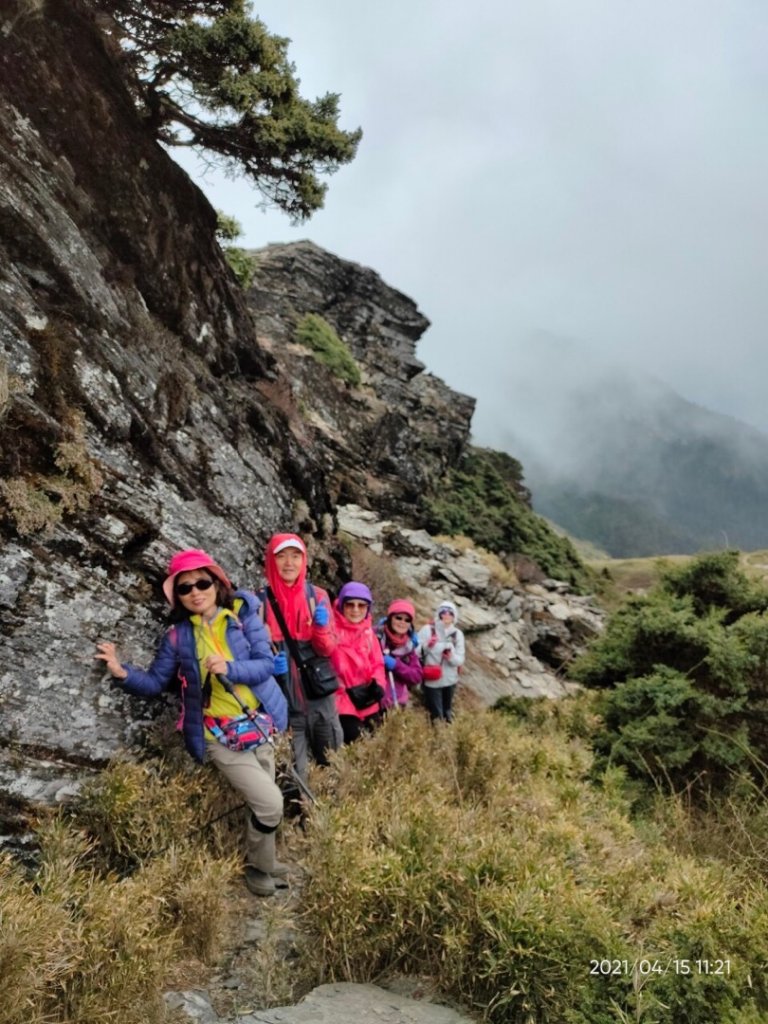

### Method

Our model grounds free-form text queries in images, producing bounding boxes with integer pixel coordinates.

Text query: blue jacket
[120,590,288,763]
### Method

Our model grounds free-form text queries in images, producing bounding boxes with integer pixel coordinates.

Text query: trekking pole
[218,675,317,805]
[382,643,399,711]
[387,669,399,710]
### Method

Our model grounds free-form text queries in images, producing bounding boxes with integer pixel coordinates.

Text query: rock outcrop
[0,0,294,829]
[337,505,602,704]
[0,1,599,847]
[167,982,474,1024]
[247,241,476,519]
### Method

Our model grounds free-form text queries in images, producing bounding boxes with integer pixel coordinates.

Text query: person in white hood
[418,600,465,722]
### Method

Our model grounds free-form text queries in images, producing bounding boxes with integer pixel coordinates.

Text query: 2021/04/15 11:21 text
[589,959,732,976]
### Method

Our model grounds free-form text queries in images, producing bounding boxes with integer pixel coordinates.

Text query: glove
[273,650,288,676]
[313,604,330,627]
[384,654,397,672]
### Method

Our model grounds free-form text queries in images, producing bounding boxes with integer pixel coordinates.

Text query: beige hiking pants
[206,740,283,872]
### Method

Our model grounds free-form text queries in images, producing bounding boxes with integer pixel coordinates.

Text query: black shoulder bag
[266,587,339,700]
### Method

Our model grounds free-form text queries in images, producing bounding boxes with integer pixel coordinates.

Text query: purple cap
[338,581,373,606]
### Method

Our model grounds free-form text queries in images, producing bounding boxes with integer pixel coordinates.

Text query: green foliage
[215,210,257,287]
[661,550,768,620]
[294,312,361,386]
[214,211,242,242]
[422,446,591,590]
[573,552,768,793]
[494,690,603,741]
[0,410,104,537]
[300,711,768,1024]
[97,0,361,220]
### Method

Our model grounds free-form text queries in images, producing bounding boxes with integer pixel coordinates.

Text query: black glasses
[176,579,215,596]
[391,614,412,622]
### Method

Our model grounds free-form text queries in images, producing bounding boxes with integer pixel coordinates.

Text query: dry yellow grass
[0,756,243,1024]
[293,708,768,1023]
[4,694,768,1023]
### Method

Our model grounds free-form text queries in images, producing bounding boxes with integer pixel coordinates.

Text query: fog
[174,0,768,451]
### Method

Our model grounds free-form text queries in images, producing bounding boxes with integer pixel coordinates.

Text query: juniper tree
[93,0,361,220]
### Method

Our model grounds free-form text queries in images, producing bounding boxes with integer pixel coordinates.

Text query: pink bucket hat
[387,599,415,621]
[162,548,232,606]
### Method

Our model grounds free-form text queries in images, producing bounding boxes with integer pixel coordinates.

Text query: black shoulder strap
[265,586,307,668]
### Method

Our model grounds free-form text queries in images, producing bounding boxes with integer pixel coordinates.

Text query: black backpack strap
[265,586,306,669]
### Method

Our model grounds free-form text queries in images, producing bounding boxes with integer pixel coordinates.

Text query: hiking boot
[244,867,275,898]
[271,860,291,878]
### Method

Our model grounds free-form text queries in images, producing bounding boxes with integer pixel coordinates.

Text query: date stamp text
[589,958,731,977]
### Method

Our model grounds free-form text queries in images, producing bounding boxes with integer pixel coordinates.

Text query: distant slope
[487,337,768,557]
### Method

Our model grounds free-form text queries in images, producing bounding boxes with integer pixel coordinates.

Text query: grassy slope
[587,549,768,612]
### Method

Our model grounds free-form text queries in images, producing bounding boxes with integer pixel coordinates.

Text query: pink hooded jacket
[331,600,387,720]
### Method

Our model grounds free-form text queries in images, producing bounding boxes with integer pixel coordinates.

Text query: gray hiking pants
[290,693,343,782]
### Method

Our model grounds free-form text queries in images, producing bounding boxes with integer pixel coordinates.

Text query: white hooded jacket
[418,601,465,688]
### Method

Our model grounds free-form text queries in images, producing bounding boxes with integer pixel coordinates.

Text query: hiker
[259,533,342,783]
[375,598,423,709]
[418,599,465,722]
[95,548,289,898]
[330,581,387,743]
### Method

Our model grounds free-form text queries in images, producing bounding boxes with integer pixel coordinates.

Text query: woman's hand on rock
[95,641,128,679]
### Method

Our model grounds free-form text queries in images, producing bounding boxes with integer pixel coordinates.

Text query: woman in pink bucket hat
[96,548,290,898]
[374,598,423,709]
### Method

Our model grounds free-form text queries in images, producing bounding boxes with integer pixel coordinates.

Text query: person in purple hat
[95,548,289,898]
[330,581,387,744]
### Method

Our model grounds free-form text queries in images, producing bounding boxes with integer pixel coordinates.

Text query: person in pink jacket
[330,581,387,743]
[375,599,423,708]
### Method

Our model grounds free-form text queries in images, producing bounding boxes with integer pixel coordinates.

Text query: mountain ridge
[489,337,768,557]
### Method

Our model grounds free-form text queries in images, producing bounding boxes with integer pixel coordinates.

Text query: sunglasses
[344,600,370,609]
[176,579,215,596]
[391,614,412,622]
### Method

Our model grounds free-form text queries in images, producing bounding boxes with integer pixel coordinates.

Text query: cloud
[175,0,768,434]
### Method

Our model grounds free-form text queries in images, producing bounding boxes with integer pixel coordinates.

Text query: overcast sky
[175,0,768,445]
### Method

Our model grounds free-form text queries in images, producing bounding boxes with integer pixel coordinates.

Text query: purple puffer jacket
[375,622,423,707]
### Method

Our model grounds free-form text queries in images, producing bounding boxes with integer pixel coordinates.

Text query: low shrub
[421,446,592,591]
[494,689,602,740]
[572,552,768,794]
[294,313,361,387]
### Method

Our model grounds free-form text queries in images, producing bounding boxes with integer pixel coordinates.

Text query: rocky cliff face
[0,1,598,842]
[246,241,476,518]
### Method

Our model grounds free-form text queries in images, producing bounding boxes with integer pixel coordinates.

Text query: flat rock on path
[167,982,476,1024]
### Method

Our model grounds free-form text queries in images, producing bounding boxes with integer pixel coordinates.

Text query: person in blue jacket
[95,548,289,898]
